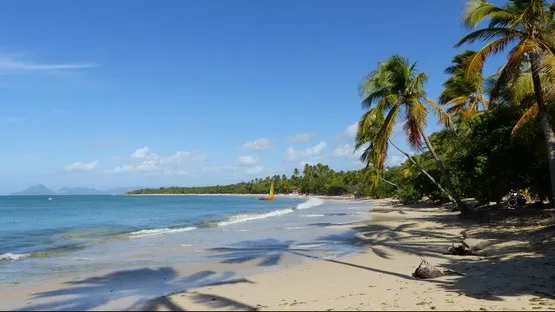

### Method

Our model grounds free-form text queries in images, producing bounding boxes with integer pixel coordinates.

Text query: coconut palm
[355,108,454,202]
[440,50,489,130]
[457,0,555,206]
[356,55,467,213]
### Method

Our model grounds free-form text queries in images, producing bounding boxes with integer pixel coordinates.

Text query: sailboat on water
[258,181,275,201]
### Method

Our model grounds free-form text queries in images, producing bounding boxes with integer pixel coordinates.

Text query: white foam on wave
[284,226,307,230]
[218,209,293,226]
[296,197,324,210]
[0,253,29,261]
[218,197,325,227]
[129,226,197,238]
[127,197,326,237]
[301,214,325,218]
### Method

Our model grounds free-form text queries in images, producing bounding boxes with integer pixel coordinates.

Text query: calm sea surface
[0,195,373,296]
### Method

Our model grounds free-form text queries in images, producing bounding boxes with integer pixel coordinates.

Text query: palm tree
[457,0,555,206]
[356,55,468,213]
[440,50,489,130]
[355,107,454,202]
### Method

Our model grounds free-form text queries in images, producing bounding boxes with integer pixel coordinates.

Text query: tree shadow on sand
[206,237,420,282]
[19,267,255,311]
[206,239,312,267]
[324,207,555,302]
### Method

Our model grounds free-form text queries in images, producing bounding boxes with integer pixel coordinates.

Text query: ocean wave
[0,253,29,261]
[129,226,197,238]
[128,197,325,237]
[301,214,325,218]
[295,197,324,210]
[218,209,293,226]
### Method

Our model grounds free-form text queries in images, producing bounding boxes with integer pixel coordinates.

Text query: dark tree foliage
[128,107,552,205]
[127,163,400,198]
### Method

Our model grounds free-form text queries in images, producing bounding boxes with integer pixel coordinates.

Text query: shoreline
[125,193,361,200]
[146,199,555,311]
[0,197,372,311]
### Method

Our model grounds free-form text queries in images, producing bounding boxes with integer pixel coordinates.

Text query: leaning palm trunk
[530,56,555,207]
[418,129,469,214]
[389,140,454,203]
[380,176,398,188]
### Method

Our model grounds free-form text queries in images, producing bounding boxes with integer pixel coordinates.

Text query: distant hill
[10,185,141,196]
[11,184,56,196]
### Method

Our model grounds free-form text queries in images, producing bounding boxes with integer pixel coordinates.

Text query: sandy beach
[145,199,555,311]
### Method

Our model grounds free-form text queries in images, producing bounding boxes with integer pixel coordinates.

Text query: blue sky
[0,0,508,193]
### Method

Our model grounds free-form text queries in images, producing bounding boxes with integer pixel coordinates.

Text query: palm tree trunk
[389,140,455,203]
[417,129,469,214]
[529,55,555,208]
[379,176,398,188]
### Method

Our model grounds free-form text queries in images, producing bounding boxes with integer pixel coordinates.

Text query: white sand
[2,199,553,311]
[147,199,555,311]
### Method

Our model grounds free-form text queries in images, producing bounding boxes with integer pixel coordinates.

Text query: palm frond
[464,36,516,78]
[463,0,510,28]
[424,96,454,130]
[456,27,522,46]
[372,106,399,169]
[512,103,539,135]
[404,100,427,149]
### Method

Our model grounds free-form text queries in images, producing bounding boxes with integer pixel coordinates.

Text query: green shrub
[395,185,422,204]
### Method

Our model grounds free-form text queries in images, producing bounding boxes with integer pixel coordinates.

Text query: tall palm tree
[355,108,454,202]
[440,50,489,129]
[356,55,468,213]
[458,0,555,206]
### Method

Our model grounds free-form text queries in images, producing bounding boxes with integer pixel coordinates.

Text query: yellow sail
[258,181,275,201]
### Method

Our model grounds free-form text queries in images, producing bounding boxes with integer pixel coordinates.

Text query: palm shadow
[207,237,419,282]
[206,239,312,267]
[19,267,254,311]
[344,206,555,302]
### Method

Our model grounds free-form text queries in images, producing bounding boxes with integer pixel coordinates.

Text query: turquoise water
[0,195,373,303]
[0,195,374,310]
[0,195,304,259]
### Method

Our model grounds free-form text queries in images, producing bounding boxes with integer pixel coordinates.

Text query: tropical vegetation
[130,0,555,212]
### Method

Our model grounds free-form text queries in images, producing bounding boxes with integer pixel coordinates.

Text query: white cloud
[169,151,207,163]
[333,144,363,159]
[287,132,315,143]
[111,147,207,175]
[131,146,159,160]
[284,141,327,162]
[112,164,134,174]
[0,53,98,72]
[332,144,353,157]
[64,160,99,172]
[344,122,358,139]
[245,166,264,175]
[237,155,258,166]
[243,138,272,150]
[388,155,407,166]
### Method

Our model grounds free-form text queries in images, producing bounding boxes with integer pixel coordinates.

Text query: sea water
[0,195,373,309]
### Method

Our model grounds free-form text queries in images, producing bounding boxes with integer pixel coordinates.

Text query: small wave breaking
[129,226,197,238]
[126,197,325,238]
[295,197,324,210]
[0,253,29,261]
[217,209,293,226]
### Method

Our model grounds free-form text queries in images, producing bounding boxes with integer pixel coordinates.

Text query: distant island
[11,184,139,196]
